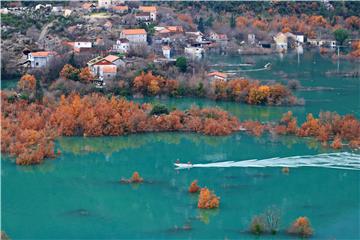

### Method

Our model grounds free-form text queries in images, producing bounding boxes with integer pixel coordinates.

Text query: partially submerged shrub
[120,171,143,184]
[188,180,200,193]
[130,171,143,183]
[249,206,281,235]
[288,216,313,237]
[250,215,266,235]
[198,188,220,209]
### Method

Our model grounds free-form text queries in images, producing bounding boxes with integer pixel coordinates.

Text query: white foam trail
[175,152,360,171]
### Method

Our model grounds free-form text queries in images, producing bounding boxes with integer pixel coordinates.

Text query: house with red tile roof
[120,29,147,44]
[27,51,57,68]
[138,6,157,21]
[207,71,228,81]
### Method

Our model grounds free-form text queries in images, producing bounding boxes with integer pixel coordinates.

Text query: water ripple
[175,152,360,171]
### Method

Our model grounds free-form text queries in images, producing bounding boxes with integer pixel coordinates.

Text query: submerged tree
[198,188,220,209]
[188,180,200,193]
[288,216,313,237]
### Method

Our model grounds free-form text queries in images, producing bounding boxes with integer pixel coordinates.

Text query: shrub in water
[288,216,313,237]
[188,180,200,193]
[198,188,220,209]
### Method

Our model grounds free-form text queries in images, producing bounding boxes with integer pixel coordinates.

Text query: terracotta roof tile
[104,55,120,62]
[31,51,56,57]
[121,29,146,35]
[139,6,157,12]
[208,71,228,78]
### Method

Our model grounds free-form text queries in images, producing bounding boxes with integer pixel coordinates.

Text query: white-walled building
[120,29,147,44]
[138,6,157,21]
[27,51,56,68]
[113,39,130,53]
[274,32,288,50]
[185,46,204,58]
[162,45,171,59]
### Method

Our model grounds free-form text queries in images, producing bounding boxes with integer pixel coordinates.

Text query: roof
[121,29,146,35]
[208,71,227,78]
[117,38,129,43]
[162,45,171,50]
[82,3,95,9]
[102,66,117,73]
[136,12,150,17]
[166,26,183,33]
[139,6,157,12]
[112,5,128,11]
[88,56,103,66]
[104,55,120,63]
[293,32,304,35]
[30,51,56,57]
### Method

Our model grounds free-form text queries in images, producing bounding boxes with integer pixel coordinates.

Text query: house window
[78,43,80,45]
[36,62,39,66]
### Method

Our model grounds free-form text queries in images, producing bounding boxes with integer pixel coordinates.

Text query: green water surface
[1,52,360,239]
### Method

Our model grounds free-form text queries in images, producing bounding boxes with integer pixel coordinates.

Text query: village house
[82,3,96,12]
[67,38,93,53]
[207,71,228,82]
[113,38,130,53]
[111,5,128,14]
[103,55,125,68]
[273,32,288,50]
[27,51,56,68]
[162,45,171,59]
[135,12,151,22]
[120,29,147,44]
[186,31,206,44]
[248,34,256,45]
[308,38,336,48]
[87,56,118,80]
[51,6,63,15]
[138,6,157,21]
[98,0,112,9]
[209,32,228,42]
[293,32,306,43]
[185,46,204,58]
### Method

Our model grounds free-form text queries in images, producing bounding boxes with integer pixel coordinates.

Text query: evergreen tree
[230,14,236,28]
[205,15,214,27]
[197,17,205,32]
[35,77,43,102]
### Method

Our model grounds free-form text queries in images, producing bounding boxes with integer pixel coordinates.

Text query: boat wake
[174,152,360,171]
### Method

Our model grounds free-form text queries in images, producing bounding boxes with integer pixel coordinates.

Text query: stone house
[120,29,147,44]
[27,51,56,68]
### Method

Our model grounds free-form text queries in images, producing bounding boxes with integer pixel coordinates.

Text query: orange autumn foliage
[210,79,297,106]
[1,92,241,165]
[252,19,268,30]
[275,111,298,135]
[188,180,200,193]
[308,15,328,27]
[198,188,220,209]
[78,67,94,82]
[288,217,313,237]
[241,121,266,136]
[345,16,360,30]
[350,41,360,58]
[1,92,56,165]
[331,135,342,149]
[133,71,176,96]
[60,64,80,80]
[236,16,248,28]
[18,74,36,92]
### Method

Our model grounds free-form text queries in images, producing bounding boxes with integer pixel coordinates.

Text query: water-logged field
[2,52,360,239]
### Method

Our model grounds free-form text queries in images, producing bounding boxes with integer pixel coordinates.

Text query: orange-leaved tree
[198,187,220,209]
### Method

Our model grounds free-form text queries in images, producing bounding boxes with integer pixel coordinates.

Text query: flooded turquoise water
[1,52,360,239]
